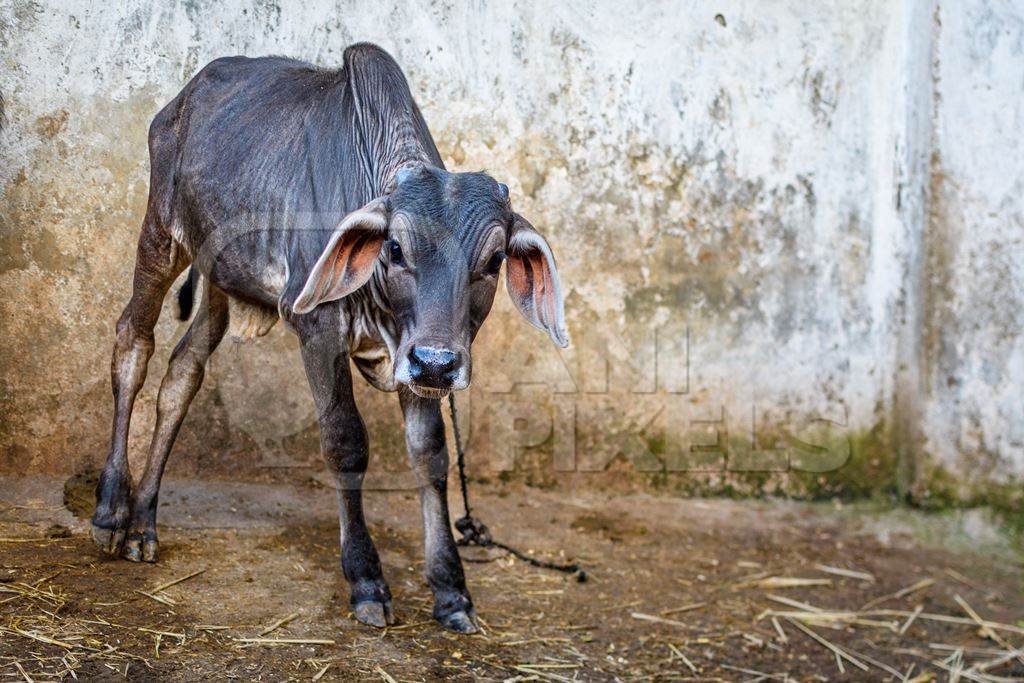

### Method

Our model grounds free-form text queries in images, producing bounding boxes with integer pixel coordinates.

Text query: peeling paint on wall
[0,1,1020,499]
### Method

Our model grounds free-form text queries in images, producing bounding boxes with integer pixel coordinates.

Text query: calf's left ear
[506,214,569,348]
[293,197,389,314]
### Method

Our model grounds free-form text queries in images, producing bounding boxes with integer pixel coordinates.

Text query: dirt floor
[1,474,1022,681]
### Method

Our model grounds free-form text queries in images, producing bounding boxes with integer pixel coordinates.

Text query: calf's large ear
[505,214,569,348]
[293,197,389,314]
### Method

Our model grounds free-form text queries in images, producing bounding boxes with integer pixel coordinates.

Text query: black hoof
[123,535,158,563]
[437,608,479,634]
[353,601,395,628]
[433,590,478,634]
[91,469,132,557]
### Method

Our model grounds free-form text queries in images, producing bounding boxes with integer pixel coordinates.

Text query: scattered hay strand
[2,625,76,649]
[945,568,979,589]
[761,607,898,631]
[0,581,64,607]
[975,649,1024,673]
[868,609,1024,636]
[900,604,924,635]
[659,601,705,616]
[929,644,1019,656]
[862,577,935,609]
[814,563,874,582]
[844,646,905,679]
[134,590,176,607]
[667,643,697,673]
[770,617,788,643]
[14,660,33,683]
[748,576,832,589]
[721,663,787,680]
[32,570,64,586]
[148,569,205,594]
[501,637,571,646]
[954,593,1024,667]
[312,662,332,681]
[138,627,184,639]
[765,594,823,613]
[258,611,299,636]
[511,666,573,682]
[928,656,1012,683]
[599,600,640,612]
[233,637,335,645]
[375,666,398,683]
[893,578,936,598]
[512,665,576,683]
[761,596,1024,637]
[785,618,868,672]
[630,612,692,629]
[514,663,581,669]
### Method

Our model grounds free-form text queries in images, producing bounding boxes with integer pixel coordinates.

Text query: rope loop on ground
[448,394,587,582]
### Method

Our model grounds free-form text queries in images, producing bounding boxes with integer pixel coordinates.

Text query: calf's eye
[388,240,404,265]
[485,250,506,276]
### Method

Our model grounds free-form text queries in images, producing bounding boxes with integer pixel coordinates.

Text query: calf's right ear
[293,197,389,314]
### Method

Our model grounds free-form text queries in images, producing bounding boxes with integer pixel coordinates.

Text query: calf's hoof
[90,524,127,556]
[353,600,395,628]
[437,608,479,634]
[433,591,479,633]
[123,533,158,563]
[91,469,132,556]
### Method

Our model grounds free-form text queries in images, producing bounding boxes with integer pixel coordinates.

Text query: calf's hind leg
[92,220,185,555]
[123,284,229,562]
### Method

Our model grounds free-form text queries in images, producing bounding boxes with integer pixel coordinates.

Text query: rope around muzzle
[447,394,587,582]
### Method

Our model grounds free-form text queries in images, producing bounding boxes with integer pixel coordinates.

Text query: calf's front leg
[297,312,393,627]
[399,388,477,633]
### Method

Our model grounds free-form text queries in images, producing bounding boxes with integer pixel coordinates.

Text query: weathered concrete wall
[1,1,1020,498]
[920,0,1024,489]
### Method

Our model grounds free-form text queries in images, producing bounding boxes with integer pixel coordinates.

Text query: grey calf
[91,44,567,633]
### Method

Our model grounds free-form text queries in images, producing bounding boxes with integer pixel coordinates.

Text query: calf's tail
[177,266,199,321]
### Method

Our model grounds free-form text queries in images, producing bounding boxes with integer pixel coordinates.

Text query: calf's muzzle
[408,346,462,388]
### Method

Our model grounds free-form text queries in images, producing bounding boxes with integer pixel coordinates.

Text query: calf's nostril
[409,346,460,381]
